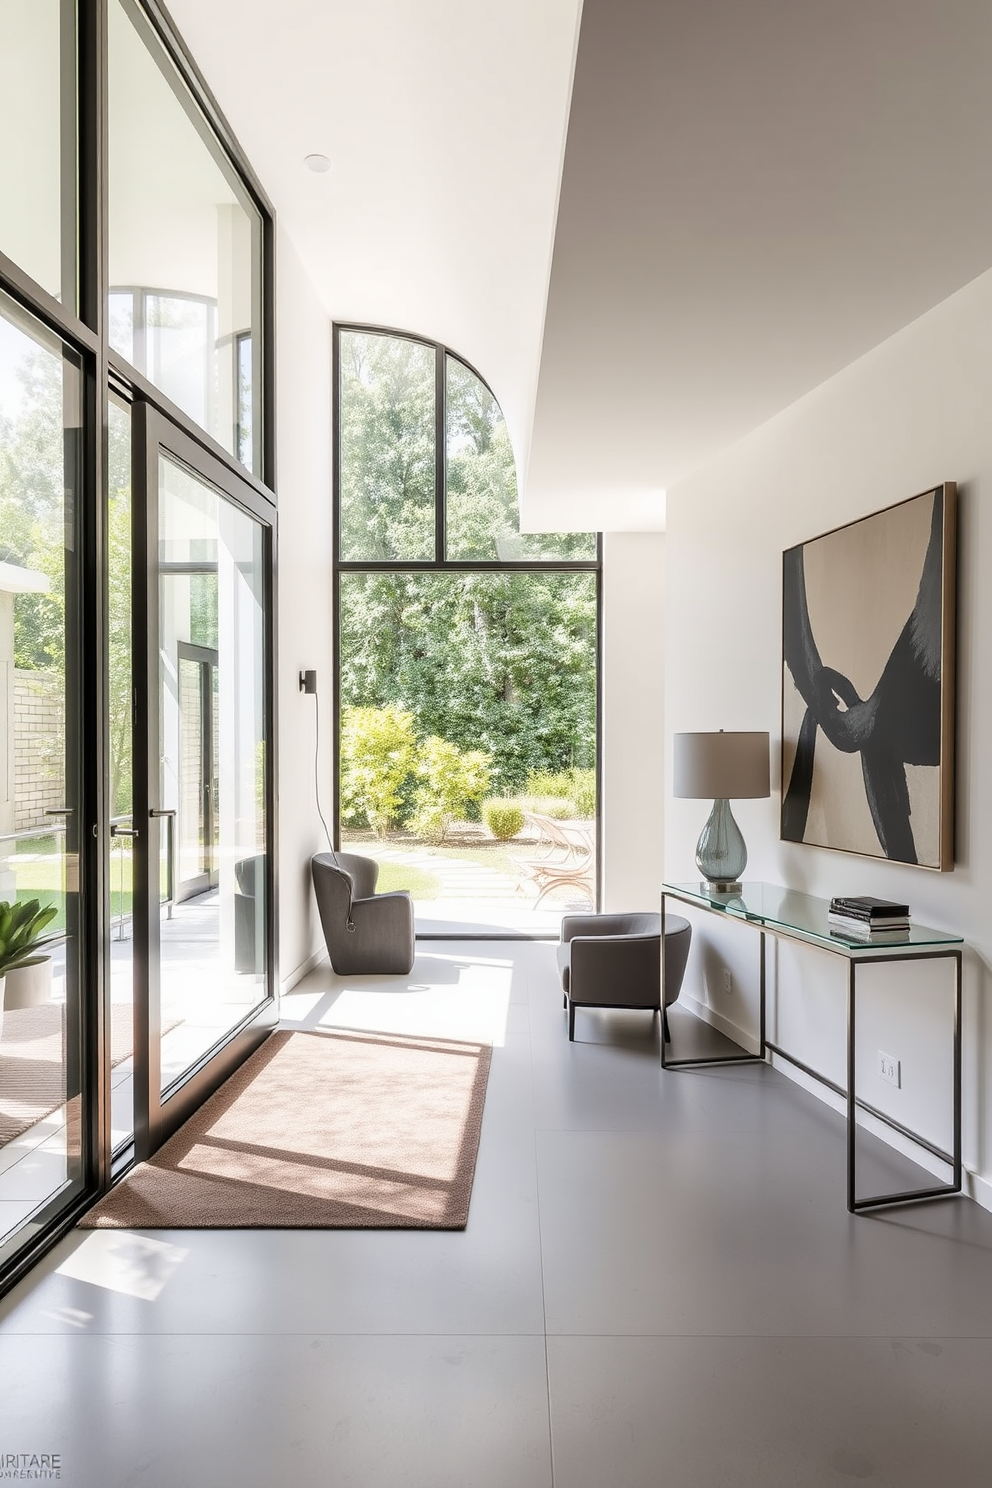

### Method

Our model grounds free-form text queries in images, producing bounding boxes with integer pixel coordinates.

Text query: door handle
[149,809,177,818]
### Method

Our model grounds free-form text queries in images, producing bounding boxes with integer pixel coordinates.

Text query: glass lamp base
[695,797,747,891]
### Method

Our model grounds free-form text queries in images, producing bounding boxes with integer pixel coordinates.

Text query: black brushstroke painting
[781,491,944,866]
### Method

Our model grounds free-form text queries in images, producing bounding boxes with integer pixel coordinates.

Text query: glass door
[132,406,274,1156]
[0,291,86,1264]
[176,643,220,902]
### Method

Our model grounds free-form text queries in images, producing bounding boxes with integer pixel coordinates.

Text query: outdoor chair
[516,813,596,906]
[311,851,415,976]
[557,910,692,1041]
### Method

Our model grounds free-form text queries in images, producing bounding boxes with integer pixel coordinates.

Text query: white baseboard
[683,994,992,1214]
[280,945,328,996]
[966,1168,992,1215]
[680,992,761,1056]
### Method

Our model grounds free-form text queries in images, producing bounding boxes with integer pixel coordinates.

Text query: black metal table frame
[660,886,963,1214]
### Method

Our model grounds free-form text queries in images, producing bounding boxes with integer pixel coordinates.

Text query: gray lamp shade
[673,731,770,800]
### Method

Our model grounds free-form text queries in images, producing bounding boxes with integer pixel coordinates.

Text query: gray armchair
[234,854,265,975]
[311,851,415,976]
[557,911,692,1041]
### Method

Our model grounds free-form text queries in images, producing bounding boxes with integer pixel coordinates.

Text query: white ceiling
[165,0,992,534]
[165,0,582,501]
[527,0,992,530]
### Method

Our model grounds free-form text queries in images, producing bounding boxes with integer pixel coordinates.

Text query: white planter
[3,956,53,1010]
[0,975,4,1041]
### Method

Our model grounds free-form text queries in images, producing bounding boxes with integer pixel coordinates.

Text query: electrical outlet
[722,968,733,995]
[878,1050,900,1088]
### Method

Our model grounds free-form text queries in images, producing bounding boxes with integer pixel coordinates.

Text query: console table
[660,880,963,1213]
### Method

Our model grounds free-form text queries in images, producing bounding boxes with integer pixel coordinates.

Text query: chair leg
[662,1006,671,1043]
[568,1001,576,1040]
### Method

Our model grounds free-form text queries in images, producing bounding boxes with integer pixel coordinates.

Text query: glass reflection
[0,291,83,1255]
[157,456,267,1093]
[107,397,134,1150]
[108,0,261,472]
[0,0,76,306]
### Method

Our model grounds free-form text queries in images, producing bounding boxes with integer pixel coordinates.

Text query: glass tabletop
[662,881,963,953]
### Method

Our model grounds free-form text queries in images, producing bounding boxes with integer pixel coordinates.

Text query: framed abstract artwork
[781,483,956,870]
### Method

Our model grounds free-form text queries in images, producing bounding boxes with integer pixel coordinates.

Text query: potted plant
[0,900,60,1030]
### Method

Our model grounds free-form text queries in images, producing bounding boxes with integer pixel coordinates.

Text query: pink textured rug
[81,1027,492,1229]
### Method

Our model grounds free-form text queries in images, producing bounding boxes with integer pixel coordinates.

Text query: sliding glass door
[0,289,85,1265]
[0,0,277,1291]
[132,407,273,1155]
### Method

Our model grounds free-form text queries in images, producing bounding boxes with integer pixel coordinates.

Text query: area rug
[80,1027,493,1229]
[0,1003,140,1146]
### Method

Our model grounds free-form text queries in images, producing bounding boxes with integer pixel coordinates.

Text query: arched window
[334,327,600,935]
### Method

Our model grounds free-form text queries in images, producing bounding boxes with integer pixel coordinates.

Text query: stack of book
[828,896,911,940]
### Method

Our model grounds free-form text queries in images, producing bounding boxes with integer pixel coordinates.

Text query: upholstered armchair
[234,853,266,974]
[557,910,692,1041]
[311,851,415,976]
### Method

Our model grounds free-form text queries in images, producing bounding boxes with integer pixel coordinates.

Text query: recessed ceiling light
[304,153,331,173]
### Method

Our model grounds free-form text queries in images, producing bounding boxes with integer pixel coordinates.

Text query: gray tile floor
[2,940,992,1487]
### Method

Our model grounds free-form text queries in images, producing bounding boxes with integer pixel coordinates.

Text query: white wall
[601,532,666,911]
[274,229,334,991]
[665,268,992,1203]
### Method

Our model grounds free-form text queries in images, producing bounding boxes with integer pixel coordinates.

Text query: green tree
[340,569,597,795]
[340,705,417,836]
[0,350,67,676]
[337,332,598,810]
[339,331,436,562]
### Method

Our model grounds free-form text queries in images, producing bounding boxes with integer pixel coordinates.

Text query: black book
[829,896,910,920]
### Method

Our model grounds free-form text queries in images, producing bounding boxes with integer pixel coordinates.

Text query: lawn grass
[372,861,442,900]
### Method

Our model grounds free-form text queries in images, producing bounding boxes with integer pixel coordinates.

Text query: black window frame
[0,0,277,1299]
[332,322,603,939]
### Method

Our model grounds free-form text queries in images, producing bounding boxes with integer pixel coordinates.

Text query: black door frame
[131,401,277,1159]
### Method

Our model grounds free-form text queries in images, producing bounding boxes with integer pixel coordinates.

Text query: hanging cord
[310,687,355,931]
[311,687,334,853]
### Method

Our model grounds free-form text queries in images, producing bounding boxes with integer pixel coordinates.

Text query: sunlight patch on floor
[56,1232,189,1301]
[283,950,515,1046]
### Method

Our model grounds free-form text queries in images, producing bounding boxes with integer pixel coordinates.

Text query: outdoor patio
[342,816,596,935]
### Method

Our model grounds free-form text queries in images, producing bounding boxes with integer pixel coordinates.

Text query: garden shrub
[483,799,525,841]
[409,736,492,843]
[340,705,417,837]
[523,767,597,818]
[521,795,575,819]
[568,768,597,816]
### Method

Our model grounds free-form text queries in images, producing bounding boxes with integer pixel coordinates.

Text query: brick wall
[14,669,65,832]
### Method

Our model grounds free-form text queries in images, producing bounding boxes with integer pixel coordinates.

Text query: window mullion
[435,342,445,564]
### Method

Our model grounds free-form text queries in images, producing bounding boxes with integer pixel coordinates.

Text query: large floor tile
[3,934,991,1488]
[548,1334,992,1488]
[529,1010,828,1136]
[537,1125,992,1337]
[0,1070,544,1337]
[2,1332,553,1488]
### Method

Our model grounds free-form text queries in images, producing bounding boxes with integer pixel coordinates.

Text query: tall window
[336,328,599,936]
[0,0,274,1286]
[108,0,263,473]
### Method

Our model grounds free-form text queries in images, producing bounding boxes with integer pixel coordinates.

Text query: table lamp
[673,731,770,893]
